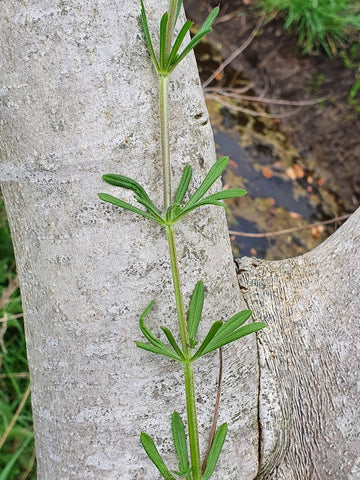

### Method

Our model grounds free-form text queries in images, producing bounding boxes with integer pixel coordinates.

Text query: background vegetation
[258,0,360,55]
[1,0,360,477]
[0,194,35,479]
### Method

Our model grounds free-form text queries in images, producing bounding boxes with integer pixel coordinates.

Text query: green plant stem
[159,75,171,209]
[166,225,202,479]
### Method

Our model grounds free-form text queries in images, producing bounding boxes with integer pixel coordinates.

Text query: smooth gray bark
[0,1,259,479]
[237,209,360,479]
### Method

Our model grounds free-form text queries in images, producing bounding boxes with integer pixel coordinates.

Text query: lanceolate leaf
[98,193,157,222]
[140,0,160,72]
[102,173,152,204]
[171,412,190,476]
[187,281,204,347]
[192,313,265,360]
[191,321,223,361]
[167,19,193,68]
[159,12,169,70]
[184,157,229,209]
[160,327,185,360]
[201,423,228,480]
[174,165,193,205]
[169,7,220,72]
[140,433,176,480]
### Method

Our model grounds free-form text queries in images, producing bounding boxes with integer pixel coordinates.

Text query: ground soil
[184,0,360,214]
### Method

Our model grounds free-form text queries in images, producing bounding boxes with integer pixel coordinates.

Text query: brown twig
[228,214,351,239]
[20,449,36,480]
[201,347,223,474]
[0,383,31,451]
[202,15,265,89]
[0,312,24,323]
[204,87,328,107]
[205,93,303,118]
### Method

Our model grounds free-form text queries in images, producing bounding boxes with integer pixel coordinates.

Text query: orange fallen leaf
[286,167,297,180]
[293,164,304,178]
[228,159,237,169]
[262,166,273,179]
[289,211,302,219]
[317,177,326,186]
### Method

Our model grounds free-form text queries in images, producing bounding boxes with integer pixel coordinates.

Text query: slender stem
[159,75,171,209]
[166,225,202,480]
[160,7,201,476]
[166,225,189,351]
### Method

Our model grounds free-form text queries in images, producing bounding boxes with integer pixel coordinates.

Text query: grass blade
[98,193,157,222]
[187,281,204,347]
[140,0,160,72]
[201,423,227,480]
[184,157,229,209]
[174,165,193,205]
[140,433,176,479]
[171,412,190,475]
[0,433,34,480]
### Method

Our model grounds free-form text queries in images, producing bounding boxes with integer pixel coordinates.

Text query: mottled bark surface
[0,1,259,479]
[237,209,360,480]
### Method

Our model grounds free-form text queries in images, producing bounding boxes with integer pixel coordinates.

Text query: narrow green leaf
[191,321,223,361]
[201,423,227,480]
[184,157,229,209]
[140,0,160,72]
[173,199,225,222]
[139,301,167,348]
[98,193,157,222]
[160,327,185,360]
[174,165,193,205]
[165,203,182,224]
[135,196,164,224]
[159,12,169,70]
[102,174,152,204]
[140,433,176,479]
[171,412,190,475]
[135,342,182,362]
[201,322,266,357]
[174,0,182,24]
[167,19,193,69]
[0,433,34,480]
[197,188,247,204]
[187,281,204,347]
[219,310,252,337]
[170,7,219,72]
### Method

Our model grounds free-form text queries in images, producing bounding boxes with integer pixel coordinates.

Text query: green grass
[257,0,360,56]
[0,192,36,480]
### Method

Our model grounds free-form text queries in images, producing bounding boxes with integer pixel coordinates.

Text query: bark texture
[0,1,259,479]
[236,209,360,480]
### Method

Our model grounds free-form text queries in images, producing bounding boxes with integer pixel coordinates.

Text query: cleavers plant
[98,1,265,479]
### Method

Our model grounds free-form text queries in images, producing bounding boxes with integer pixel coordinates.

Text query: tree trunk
[0,1,259,478]
[236,208,360,479]
[1,1,359,479]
